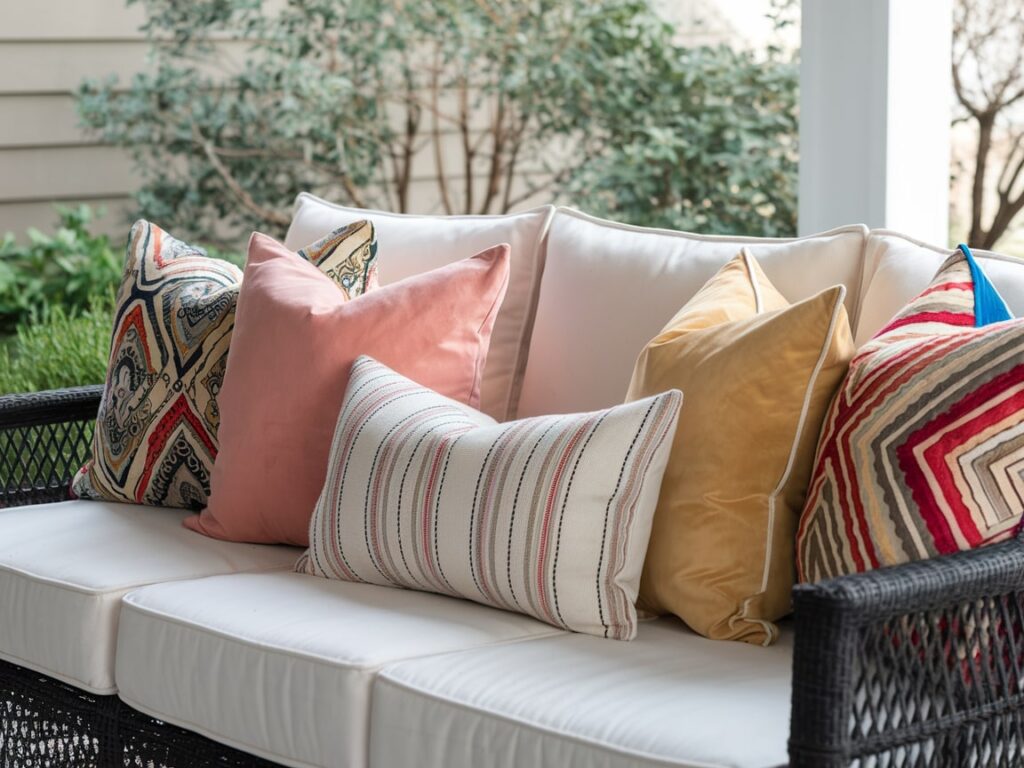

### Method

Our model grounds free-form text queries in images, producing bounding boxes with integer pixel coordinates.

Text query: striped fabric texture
[798,248,1024,582]
[298,357,682,640]
[72,219,377,509]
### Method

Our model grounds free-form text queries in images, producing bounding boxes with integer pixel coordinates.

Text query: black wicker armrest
[0,385,103,508]
[789,537,1024,767]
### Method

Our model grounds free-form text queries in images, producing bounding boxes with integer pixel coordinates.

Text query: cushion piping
[733,284,848,645]
[292,192,554,223]
[555,206,867,245]
[868,229,1024,263]
[858,229,1024,339]
[0,559,295,597]
[373,673,737,768]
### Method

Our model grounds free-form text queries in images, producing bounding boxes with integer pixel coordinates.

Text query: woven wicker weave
[2,386,1024,767]
[790,538,1024,767]
[0,385,101,508]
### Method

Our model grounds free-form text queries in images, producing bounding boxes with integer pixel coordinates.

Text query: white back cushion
[516,208,867,418]
[855,231,1024,346]
[285,194,555,420]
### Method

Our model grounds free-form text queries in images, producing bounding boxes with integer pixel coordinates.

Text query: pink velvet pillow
[186,232,510,545]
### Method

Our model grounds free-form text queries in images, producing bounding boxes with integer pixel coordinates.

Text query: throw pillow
[626,249,855,645]
[297,356,682,640]
[798,245,1023,582]
[72,219,377,509]
[186,235,510,545]
[285,193,555,420]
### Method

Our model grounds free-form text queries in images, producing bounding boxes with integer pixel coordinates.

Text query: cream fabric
[116,572,561,768]
[0,501,299,694]
[855,230,1024,345]
[516,208,866,418]
[299,357,681,640]
[371,618,792,768]
[284,194,555,420]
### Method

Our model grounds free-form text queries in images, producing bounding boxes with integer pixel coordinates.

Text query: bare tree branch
[953,0,1024,249]
[429,48,455,215]
[478,90,507,214]
[458,77,475,214]
[193,126,291,228]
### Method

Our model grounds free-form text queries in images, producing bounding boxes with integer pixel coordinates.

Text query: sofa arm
[788,538,1024,767]
[0,385,102,508]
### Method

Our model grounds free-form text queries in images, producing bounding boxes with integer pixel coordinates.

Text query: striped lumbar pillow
[298,356,681,640]
[798,245,1020,582]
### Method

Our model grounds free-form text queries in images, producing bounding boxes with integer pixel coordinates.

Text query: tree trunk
[968,112,995,248]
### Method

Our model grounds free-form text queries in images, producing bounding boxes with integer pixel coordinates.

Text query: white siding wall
[0,1,147,237]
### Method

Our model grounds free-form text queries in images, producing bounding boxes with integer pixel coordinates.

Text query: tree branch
[430,47,454,215]
[193,126,291,228]
[478,91,507,214]
[458,77,475,214]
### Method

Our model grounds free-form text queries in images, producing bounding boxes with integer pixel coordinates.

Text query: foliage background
[77,0,799,244]
[0,207,241,394]
[0,295,114,394]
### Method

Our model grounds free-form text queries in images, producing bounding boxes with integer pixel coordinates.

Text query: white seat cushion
[284,194,555,421]
[115,572,563,768]
[0,500,299,694]
[516,208,867,417]
[855,230,1024,345]
[371,618,792,768]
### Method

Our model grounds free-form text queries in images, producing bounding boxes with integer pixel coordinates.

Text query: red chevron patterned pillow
[797,246,1022,582]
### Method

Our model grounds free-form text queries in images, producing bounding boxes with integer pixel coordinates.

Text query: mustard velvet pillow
[626,249,855,645]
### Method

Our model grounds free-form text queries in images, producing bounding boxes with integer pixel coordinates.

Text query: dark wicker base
[0,659,279,768]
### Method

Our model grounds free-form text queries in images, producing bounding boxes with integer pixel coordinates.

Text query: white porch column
[799,0,952,244]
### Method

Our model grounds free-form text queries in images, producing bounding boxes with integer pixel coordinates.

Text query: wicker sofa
[2,204,1024,768]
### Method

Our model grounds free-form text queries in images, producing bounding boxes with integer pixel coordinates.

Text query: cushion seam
[848,229,869,335]
[506,205,557,420]
[120,595,564,670]
[0,559,295,597]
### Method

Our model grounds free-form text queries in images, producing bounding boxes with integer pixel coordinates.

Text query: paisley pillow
[71,219,377,509]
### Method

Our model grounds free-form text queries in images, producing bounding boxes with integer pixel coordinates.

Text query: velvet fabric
[626,250,855,645]
[187,233,509,545]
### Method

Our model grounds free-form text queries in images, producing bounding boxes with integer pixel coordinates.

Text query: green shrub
[0,205,244,338]
[0,294,113,395]
[566,45,798,237]
[0,206,121,335]
[78,0,799,242]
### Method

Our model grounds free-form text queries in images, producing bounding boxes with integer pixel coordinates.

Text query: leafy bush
[0,206,121,335]
[567,45,798,237]
[78,0,798,242]
[0,294,113,395]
